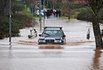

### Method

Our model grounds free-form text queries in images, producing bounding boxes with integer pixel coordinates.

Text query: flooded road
[0,18,102,70]
[90,48,103,70]
[0,46,103,70]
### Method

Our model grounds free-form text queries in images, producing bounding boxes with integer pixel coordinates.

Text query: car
[38,27,66,45]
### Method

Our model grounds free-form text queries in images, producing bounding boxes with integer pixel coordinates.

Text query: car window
[44,27,61,30]
[42,30,63,37]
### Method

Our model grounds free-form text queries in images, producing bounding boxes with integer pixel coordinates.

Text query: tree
[86,0,103,48]
[0,0,33,39]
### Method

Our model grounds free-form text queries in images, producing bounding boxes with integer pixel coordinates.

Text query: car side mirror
[39,34,42,37]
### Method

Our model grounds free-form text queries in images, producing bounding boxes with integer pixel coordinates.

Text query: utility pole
[42,0,45,27]
[68,0,71,21]
[31,3,34,16]
[9,0,12,49]
[39,0,42,31]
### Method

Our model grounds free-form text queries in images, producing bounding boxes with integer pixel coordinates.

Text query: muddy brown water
[0,46,103,70]
[39,44,63,49]
[89,48,103,70]
[18,40,94,46]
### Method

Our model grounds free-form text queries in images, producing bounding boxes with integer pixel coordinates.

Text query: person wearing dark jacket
[34,29,37,37]
[87,28,90,40]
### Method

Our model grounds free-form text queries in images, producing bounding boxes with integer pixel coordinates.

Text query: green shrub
[0,0,35,39]
[77,8,93,21]
[77,7,103,23]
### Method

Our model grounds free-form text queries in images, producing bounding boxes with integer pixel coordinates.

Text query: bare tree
[86,0,103,48]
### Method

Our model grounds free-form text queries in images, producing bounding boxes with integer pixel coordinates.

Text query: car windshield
[44,27,61,30]
[42,30,63,37]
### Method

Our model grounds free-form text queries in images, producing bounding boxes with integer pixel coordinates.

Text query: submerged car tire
[38,42,43,45]
[60,38,66,45]
[38,42,40,45]
[60,41,65,45]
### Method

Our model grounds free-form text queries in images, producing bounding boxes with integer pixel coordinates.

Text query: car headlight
[39,39,45,42]
[55,39,61,42]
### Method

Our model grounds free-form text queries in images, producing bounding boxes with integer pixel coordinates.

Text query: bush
[0,16,19,39]
[0,0,36,39]
[0,13,33,39]
[77,7,103,23]
[13,14,33,28]
[77,8,93,21]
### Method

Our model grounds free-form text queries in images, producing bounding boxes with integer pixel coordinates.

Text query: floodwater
[0,45,103,70]
[0,17,103,70]
[90,48,103,70]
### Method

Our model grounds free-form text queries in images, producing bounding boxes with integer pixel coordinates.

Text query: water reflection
[39,45,63,57]
[40,50,63,58]
[90,48,102,70]
[39,45,63,49]
[8,50,13,58]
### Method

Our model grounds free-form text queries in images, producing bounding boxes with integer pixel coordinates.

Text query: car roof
[44,27,62,30]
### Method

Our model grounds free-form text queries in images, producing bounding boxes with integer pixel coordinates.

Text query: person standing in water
[34,29,37,37]
[87,28,90,40]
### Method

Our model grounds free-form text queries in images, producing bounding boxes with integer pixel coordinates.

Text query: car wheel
[60,42,64,45]
[61,38,66,45]
[38,42,43,45]
[60,41,64,45]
